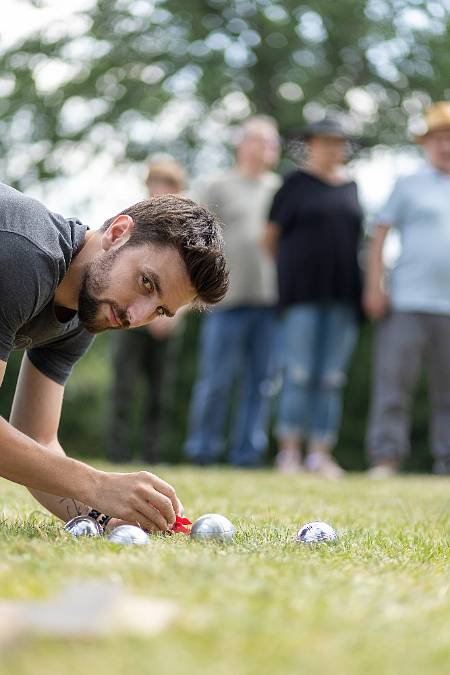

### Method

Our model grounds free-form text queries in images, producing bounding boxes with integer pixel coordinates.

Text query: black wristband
[88,509,112,529]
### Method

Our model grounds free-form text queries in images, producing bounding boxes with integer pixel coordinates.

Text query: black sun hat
[302,117,352,140]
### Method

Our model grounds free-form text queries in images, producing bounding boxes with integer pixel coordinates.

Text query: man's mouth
[110,306,121,328]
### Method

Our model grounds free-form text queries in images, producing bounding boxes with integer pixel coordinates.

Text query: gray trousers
[366,311,450,474]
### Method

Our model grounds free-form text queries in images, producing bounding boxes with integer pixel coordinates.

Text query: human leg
[183,309,244,464]
[228,308,277,466]
[305,304,359,478]
[141,335,170,464]
[426,314,450,475]
[365,312,426,471]
[274,305,318,471]
[107,330,147,463]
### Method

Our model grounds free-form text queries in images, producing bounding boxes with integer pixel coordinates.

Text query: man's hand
[91,470,180,533]
[363,224,391,320]
[363,286,389,320]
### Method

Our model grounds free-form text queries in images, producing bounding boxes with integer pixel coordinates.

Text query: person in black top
[264,117,363,477]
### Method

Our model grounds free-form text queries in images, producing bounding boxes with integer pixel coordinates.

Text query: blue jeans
[184,307,276,466]
[276,303,358,445]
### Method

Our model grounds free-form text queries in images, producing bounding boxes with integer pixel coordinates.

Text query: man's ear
[101,214,134,251]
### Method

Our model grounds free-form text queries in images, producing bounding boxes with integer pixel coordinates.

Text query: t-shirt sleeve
[27,328,95,385]
[374,178,406,230]
[0,232,56,362]
[189,178,219,212]
[268,173,297,230]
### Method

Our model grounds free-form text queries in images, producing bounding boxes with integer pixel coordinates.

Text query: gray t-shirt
[191,169,281,308]
[0,183,94,385]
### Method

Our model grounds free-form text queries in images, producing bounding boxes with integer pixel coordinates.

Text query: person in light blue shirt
[363,101,450,476]
[377,166,450,315]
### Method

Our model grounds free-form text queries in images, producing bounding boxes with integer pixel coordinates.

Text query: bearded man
[0,183,228,531]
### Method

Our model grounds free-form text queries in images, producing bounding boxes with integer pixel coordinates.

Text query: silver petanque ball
[64,516,103,538]
[190,513,235,541]
[107,524,149,546]
[296,521,337,544]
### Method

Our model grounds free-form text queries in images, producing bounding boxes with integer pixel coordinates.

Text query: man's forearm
[0,416,100,505]
[364,226,389,292]
[26,437,91,522]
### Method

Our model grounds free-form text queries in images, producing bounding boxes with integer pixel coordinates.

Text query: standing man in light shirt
[184,116,281,466]
[364,101,450,476]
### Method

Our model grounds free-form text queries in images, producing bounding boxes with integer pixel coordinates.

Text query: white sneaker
[304,451,345,479]
[367,462,398,479]
[274,449,303,474]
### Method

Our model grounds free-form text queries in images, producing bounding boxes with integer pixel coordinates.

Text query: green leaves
[0,0,449,188]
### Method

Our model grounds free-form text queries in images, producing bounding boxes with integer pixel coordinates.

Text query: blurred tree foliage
[0,0,449,188]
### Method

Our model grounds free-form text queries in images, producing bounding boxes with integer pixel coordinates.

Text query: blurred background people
[264,117,363,477]
[364,101,450,477]
[183,116,281,466]
[107,155,186,464]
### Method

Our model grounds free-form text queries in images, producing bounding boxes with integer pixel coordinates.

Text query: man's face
[147,177,182,197]
[78,243,196,334]
[307,135,348,166]
[422,129,450,174]
[239,126,280,169]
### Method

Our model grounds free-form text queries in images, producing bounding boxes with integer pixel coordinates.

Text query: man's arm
[9,353,94,523]
[1,355,179,531]
[362,224,391,320]
[261,221,280,257]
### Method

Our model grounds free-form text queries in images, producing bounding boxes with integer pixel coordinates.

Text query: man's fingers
[135,505,167,533]
[142,501,170,531]
[145,474,178,519]
[146,490,176,526]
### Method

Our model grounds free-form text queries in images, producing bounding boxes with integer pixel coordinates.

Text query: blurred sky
[1,0,421,237]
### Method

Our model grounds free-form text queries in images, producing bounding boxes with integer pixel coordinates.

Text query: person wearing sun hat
[364,101,450,476]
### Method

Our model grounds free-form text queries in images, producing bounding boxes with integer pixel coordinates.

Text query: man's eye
[156,307,166,317]
[142,276,153,292]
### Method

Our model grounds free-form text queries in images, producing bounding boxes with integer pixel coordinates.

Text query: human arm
[261,221,280,258]
[2,355,180,531]
[262,173,296,258]
[362,225,391,320]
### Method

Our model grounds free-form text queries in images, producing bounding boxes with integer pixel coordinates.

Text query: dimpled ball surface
[296,521,337,543]
[190,513,235,541]
[107,524,149,546]
[64,516,103,538]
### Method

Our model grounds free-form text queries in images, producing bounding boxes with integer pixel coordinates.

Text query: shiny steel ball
[190,514,235,541]
[107,524,149,546]
[296,521,337,543]
[64,516,103,538]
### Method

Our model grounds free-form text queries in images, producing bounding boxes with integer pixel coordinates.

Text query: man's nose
[127,298,156,327]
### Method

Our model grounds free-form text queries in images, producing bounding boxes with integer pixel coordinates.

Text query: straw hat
[415,101,450,142]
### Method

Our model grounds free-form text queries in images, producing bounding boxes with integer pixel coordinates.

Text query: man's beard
[78,249,129,334]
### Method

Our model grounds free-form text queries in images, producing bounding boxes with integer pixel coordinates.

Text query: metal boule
[64,516,103,538]
[190,514,235,541]
[295,521,337,543]
[107,524,149,546]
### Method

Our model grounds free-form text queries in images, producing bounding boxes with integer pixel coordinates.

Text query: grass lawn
[0,466,449,675]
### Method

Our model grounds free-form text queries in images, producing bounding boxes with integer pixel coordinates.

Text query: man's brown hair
[102,195,229,307]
